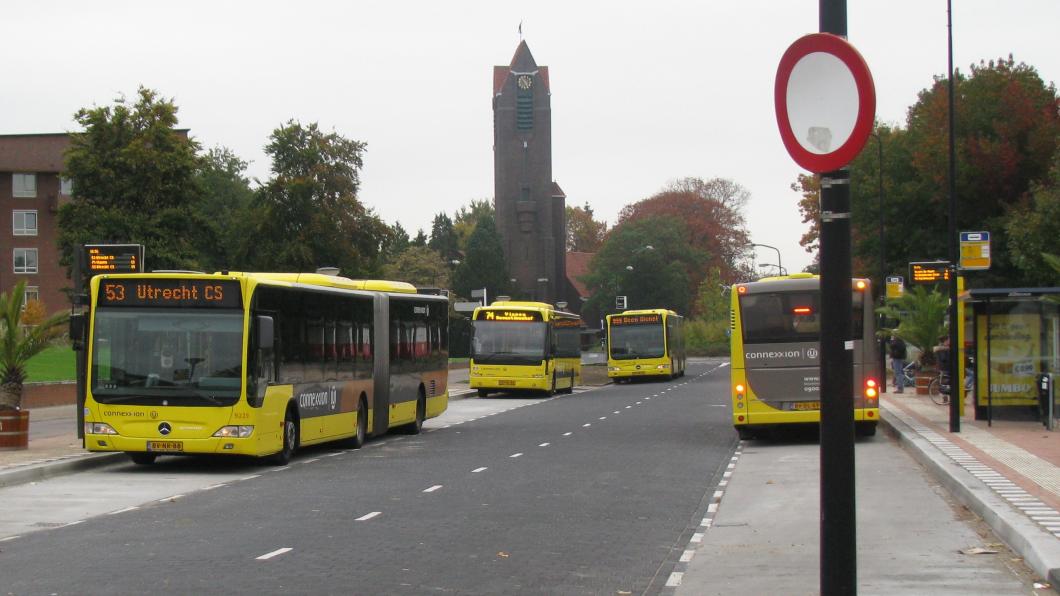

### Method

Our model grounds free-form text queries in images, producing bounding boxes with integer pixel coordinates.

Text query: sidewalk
[880,387,1060,585]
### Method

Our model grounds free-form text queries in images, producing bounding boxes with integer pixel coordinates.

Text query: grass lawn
[26,344,76,383]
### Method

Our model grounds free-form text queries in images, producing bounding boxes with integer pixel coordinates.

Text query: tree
[581,216,704,317]
[453,199,494,253]
[792,173,820,256]
[877,286,948,367]
[451,213,510,300]
[58,87,208,271]
[197,146,256,271]
[382,246,451,289]
[382,221,412,263]
[566,202,608,252]
[240,121,389,277]
[412,229,428,247]
[810,57,1060,289]
[1006,147,1060,285]
[428,213,460,263]
[616,177,751,307]
[0,281,69,410]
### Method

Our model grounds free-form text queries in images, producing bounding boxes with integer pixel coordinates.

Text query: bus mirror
[69,313,86,349]
[256,316,274,349]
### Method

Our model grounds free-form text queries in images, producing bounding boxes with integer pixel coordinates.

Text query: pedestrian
[888,334,907,393]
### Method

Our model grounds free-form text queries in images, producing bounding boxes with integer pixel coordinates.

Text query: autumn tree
[808,57,1060,289]
[58,87,208,271]
[616,177,751,308]
[566,202,608,252]
[239,121,389,276]
[453,199,494,253]
[1006,147,1060,285]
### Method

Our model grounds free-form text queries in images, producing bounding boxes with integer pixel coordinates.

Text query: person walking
[889,334,908,393]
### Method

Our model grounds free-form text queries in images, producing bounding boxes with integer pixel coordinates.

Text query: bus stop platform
[880,388,1060,585]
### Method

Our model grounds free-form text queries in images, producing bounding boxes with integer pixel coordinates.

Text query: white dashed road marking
[472,467,488,473]
[356,512,382,521]
[257,547,293,560]
[423,485,443,493]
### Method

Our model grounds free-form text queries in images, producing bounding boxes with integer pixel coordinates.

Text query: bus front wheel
[270,407,298,466]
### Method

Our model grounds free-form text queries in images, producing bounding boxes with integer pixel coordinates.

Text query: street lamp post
[871,131,887,392]
[748,243,786,275]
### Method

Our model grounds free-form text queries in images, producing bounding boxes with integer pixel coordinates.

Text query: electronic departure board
[85,244,144,275]
[611,314,663,326]
[474,309,542,322]
[97,279,242,309]
[908,261,951,285]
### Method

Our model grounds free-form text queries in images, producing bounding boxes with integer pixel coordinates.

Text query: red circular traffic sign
[775,33,875,173]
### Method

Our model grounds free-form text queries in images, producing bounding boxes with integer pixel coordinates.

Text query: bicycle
[897,360,919,390]
[928,367,974,406]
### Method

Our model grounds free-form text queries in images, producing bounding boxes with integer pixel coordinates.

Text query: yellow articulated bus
[82,271,449,465]
[469,301,582,397]
[606,309,686,382]
[729,274,879,440]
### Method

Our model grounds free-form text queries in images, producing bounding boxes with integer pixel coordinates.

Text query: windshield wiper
[92,390,225,406]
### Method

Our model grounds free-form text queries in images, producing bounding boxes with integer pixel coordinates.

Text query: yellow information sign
[885,276,904,299]
[959,231,991,270]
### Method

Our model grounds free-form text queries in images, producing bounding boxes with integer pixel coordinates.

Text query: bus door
[372,293,390,435]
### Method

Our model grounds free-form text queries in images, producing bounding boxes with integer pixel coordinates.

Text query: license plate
[498,380,515,386]
[147,441,184,452]
[793,401,820,411]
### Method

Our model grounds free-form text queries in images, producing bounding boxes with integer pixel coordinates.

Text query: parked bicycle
[928,367,975,406]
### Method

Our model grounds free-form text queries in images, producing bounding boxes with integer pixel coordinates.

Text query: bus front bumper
[85,433,267,457]
[608,362,671,379]
[470,376,550,391]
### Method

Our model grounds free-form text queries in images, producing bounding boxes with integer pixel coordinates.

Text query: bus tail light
[735,383,746,399]
[864,378,878,400]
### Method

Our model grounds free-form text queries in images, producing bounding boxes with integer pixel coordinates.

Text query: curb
[880,406,1060,585]
[0,451,124,489]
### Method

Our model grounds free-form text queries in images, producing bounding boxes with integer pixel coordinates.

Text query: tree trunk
[0,382,23,410]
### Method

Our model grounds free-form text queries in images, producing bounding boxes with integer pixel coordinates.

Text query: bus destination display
[98,279,242,308]
[86,244,143,274]
[612,314,662,326]
[475,310,542,322]
[909,261,951,285]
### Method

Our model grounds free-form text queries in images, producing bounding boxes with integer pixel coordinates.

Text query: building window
[13,173,37,198]
[60,177,73,196]
[14,248,38,274]
[13,210,38,236]
[24,286,39,306]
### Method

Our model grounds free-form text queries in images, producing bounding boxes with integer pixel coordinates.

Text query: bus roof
[93,271,421,294]
[607,308,680,318]
[734,274,870,295]
[474,300,578,319]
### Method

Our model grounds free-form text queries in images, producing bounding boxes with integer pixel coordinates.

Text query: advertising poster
[977,313,1040,406]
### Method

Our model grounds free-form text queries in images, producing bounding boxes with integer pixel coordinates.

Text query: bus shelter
[960,287,1060,425]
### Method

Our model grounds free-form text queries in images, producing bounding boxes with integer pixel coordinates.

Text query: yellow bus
[469,301,581,397]
[606,309,686,382]
[82,271,449,465]
[729,273,879,439]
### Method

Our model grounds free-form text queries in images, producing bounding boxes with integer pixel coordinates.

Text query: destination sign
[553,318,582,329]
[97,279,242,309]
[475,309,542,322]
[611,314,662,326]
[909,261,951,285]
[85,244,143,275]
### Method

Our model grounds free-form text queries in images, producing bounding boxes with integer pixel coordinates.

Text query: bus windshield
[739,291,864,344]
[472,321,546,364]
[91,308,244,406]
[610,323,665,359]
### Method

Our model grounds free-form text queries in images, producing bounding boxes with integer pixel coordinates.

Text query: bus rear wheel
[342,396,368,449]
[736,427,756,441]
[477,389,490,398]
[128,452,157,465]
[856,422,877,437]
[402,391,426,434]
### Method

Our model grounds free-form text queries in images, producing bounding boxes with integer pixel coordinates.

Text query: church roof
[566,251,594,299]
[493,41,550,95]
[551,181,566,198]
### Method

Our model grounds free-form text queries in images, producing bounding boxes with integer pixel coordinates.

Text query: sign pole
[818,3,857,595]
[946,0,961,433]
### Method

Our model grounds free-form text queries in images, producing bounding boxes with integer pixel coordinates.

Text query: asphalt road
[0,359,736,595]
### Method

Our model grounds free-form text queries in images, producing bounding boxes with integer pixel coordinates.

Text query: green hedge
[686,318,729,357]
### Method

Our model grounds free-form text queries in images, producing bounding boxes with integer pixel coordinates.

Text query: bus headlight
[85,422,118,435]
[657,364,670,370]
[213,426,254,438]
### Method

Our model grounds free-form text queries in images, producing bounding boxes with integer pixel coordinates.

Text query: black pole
[874,133,886,392]
[819,4,855,594]
[947,0,961,432]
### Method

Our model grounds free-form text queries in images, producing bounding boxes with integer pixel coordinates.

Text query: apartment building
[0,133,72,312]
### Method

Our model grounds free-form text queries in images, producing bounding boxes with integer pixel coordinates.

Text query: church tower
[493,41,568,305]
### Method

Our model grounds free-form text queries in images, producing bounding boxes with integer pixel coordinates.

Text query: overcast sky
[3,1,1057,274]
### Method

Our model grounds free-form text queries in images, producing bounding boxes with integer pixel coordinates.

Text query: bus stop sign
[775,33,876,173]
[959,231,991,270]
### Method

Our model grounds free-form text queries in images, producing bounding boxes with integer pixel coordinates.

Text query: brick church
[492,41,585,313]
